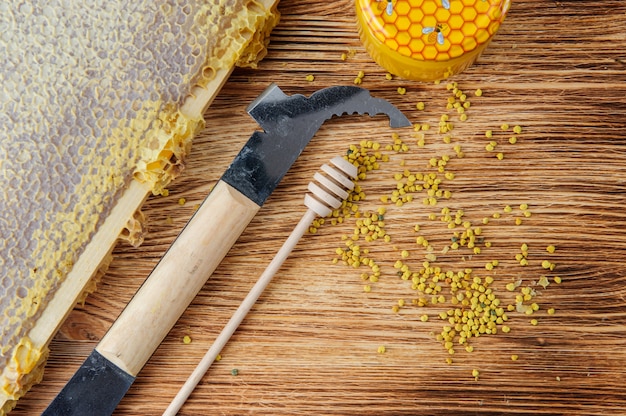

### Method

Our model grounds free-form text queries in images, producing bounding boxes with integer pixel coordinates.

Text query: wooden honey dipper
[164,156,358,415]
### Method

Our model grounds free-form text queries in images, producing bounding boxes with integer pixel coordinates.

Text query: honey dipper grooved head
[305,157,358,218]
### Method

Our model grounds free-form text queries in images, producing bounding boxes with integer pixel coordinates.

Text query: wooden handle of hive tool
[95,180,261,377]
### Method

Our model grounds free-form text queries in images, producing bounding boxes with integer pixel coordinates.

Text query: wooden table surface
[12,1,626,415]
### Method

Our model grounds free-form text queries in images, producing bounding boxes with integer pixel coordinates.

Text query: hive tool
[43,83,411,416]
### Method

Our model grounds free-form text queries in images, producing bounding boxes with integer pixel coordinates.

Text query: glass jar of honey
[356,0,510,81]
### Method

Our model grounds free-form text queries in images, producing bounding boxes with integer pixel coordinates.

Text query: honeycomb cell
[462,21,478,37]
[422,15,438,28]
[450,44,464,57]
[462,36,478,51]
[396,1,411,15]
[475,28,490,43]
[476,13,491,29]
[461,6,477,21]
[384,22,399,38]
[475,0,491,13]
[409,24,423,38]
[382,10,397,24]
[409,38,426,52]
[422,1,438,15]
[489,21,501,35]
[396,15,412,31]
[387,38,400,51]
[434,8,451,22]
[397,30,412,46]
[398,45,412,56]
[449,1,463,13]
[449,29,464,46]
[423,45,438,60]
[490,6,502,20]
[448,14,465,30]
[408,8,424,22]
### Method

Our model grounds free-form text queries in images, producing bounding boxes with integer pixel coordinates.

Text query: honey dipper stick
[164,156,358,416]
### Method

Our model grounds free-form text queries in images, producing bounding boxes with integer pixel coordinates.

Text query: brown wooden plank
[12,0,626,414]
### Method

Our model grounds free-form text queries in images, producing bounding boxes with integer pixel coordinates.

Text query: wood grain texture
[12,1,626,415]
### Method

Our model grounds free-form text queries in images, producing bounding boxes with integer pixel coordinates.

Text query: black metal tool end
[42,350,135,416]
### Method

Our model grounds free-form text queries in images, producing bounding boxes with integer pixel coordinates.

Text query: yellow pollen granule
[322,83,560,366]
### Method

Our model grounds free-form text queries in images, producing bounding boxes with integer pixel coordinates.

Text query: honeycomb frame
[0,0,279,411]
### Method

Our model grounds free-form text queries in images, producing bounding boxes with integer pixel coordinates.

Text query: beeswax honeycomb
[0,0,279,411]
